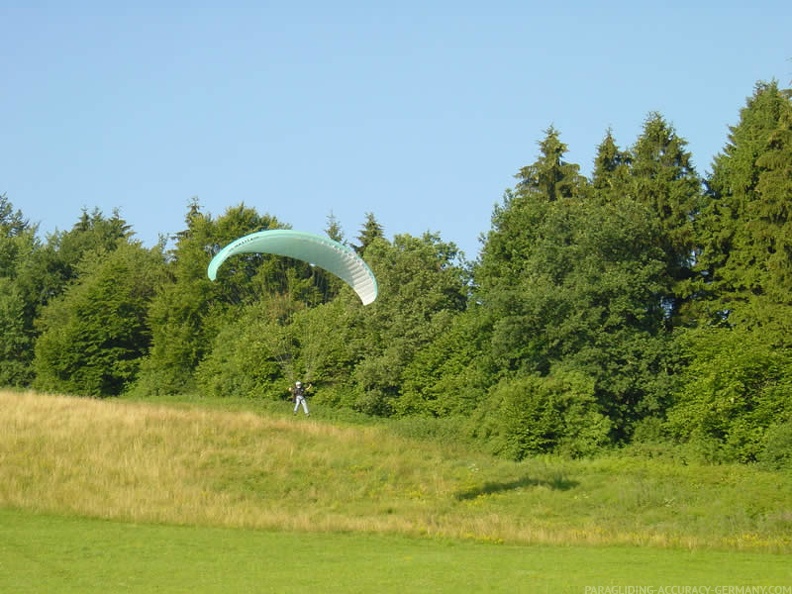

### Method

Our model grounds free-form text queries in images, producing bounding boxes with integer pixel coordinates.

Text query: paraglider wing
[207,229,378,305]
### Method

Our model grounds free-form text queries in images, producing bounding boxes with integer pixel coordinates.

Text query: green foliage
[194,299,287,399]
[629,113,702,290]
[136,203,283,395]
[349,233,469,415]
[353,211,385,254]
[757,422,792,470]
[195,297,360,400]
[398,308,489,417]
[0,195,39,385]
[0,278,34,385]
[32,208,133,301]
[514,126,586,201]
[473,371,611,460]
[591,130,631,195]
[667,327,792,463]
[695,82,792,339]
[33,242,167,396]
[477,140,677,440]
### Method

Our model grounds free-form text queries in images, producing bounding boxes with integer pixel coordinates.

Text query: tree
[474,131,677,447]
[349,233,469,416]
[17,207,133,316]
[324,211,345,243]
[667,327,792,463]
[0,279,34,385]
[515,127,586,202]
[33,241,166,396]
[195,294,359,400]
[135,202,282,395]
[696,81,792,341]
[0,193,31,248]
[665,82,792,464]
[0,194,39,385]
[2,202,138,388]
[472,370,611,460]
[628,113,703,325]
[591,130,632,199]
[475,130,594,377]
[353,212,384,255]
[399,305,489,417]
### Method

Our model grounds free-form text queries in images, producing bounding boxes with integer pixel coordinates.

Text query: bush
[667,327,792,463]
[473,370,611,460]
[758,422,792,470]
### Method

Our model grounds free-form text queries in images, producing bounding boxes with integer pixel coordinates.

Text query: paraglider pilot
[289,381,311,416]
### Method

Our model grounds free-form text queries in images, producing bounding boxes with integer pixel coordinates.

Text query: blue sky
[2,1,789,259]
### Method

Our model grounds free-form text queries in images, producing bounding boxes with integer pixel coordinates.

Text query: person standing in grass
[289,381,311,416]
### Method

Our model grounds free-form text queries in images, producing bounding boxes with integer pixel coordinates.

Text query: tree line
[2,80,790,467]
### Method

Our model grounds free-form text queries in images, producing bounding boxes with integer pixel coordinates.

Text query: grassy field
[1,390,791,591]
[3,508,790,593]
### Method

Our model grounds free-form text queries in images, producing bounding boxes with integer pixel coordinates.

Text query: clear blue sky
[2,1,789,259]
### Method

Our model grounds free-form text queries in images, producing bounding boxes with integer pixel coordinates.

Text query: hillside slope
[1,390,789,551]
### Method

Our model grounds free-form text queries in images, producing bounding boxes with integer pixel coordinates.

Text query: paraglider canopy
[207,229,378,305]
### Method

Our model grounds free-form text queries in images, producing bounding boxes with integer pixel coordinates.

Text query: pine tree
[515,127,586,201]
[628,113,703,324]
[353,212,384,255]
[591,130,631,199]
[666,81,792,462]
[324,211,345,243]
[697,81,792,339]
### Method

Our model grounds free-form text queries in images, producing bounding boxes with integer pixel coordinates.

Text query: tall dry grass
[0,390,462,535]
[1,390,790,551]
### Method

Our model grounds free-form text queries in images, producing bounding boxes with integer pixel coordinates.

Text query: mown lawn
[2,509,790,593]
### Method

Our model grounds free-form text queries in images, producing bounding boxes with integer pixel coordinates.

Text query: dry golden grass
[0,390,460,535]
[2,390,790,551]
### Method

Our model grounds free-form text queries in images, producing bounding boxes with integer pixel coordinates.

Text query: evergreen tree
[667,81,792,463]
[353,212,384,255]
[324,211,345,243]
[475,130,676,449]
[591,130,631,198]
[697,81,792,340]
[515,127,586,201]
[21,207,132,311]
[753,97,792,304]
[628,113,703,324]
[476,129,589,375]
[1,205,132,387]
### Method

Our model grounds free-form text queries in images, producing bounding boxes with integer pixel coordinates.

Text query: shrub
[667,327,792,463]
[472,370,611,460]
[758,422,792,470]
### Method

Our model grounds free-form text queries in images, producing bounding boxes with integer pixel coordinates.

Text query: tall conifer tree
[628,114,702,324]
[697,81,792,340]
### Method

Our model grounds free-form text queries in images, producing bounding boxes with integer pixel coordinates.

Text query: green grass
[1,390,792,592]
[2,390,791,551]
[2,508,790,594]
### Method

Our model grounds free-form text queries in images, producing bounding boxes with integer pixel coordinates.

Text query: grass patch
[1,390,791,552]
[2,508,790,594]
